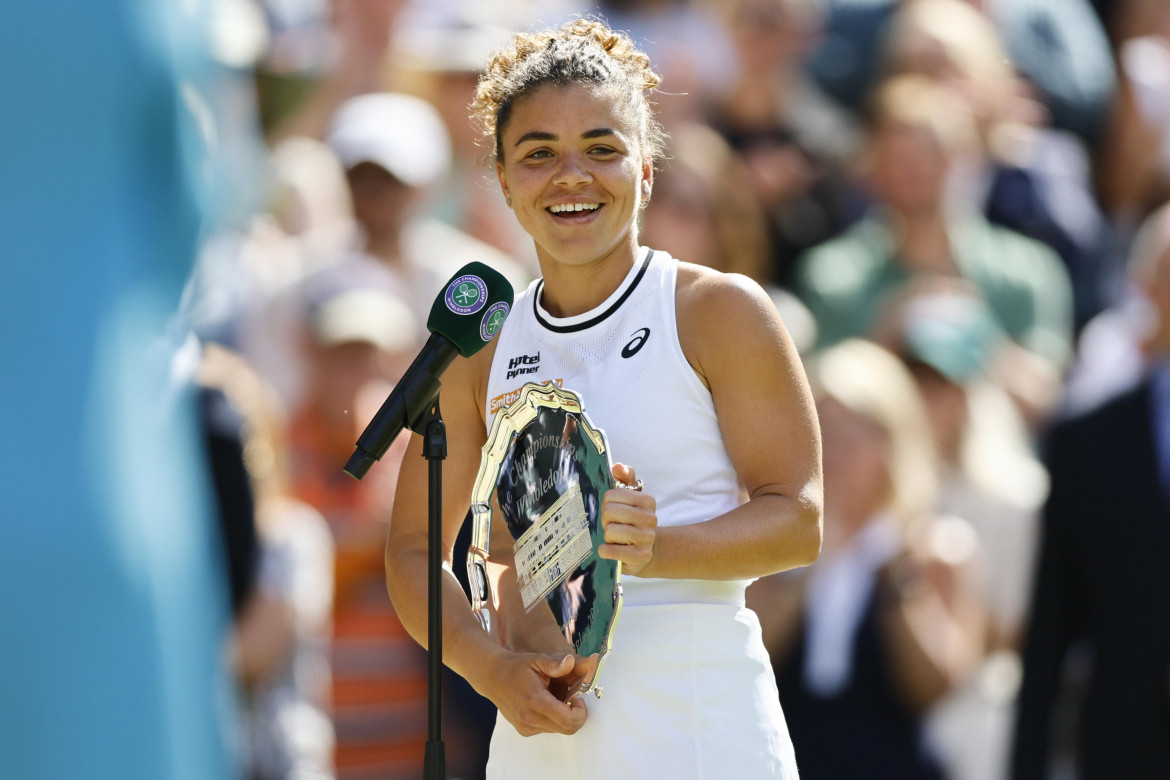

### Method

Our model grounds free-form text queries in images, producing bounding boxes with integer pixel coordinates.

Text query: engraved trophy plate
[468,381,622,699]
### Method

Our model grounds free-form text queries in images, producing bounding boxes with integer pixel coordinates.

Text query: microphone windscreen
[427,262,515,357]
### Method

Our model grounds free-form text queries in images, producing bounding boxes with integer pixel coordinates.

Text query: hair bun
[471,16,664,163]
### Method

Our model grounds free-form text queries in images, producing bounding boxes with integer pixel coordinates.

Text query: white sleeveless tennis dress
[482,248,800,779]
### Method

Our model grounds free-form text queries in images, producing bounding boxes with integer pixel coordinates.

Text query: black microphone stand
[422,400,447,780]
[346,390,451,778]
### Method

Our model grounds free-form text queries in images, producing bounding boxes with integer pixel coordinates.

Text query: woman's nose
[553,152,592,187]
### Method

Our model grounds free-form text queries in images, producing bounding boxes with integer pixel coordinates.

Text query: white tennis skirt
[485,593,799,780]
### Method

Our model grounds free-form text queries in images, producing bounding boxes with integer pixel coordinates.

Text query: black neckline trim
[533,250,654,334]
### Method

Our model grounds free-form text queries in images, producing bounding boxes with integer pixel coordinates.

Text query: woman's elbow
[789,489,823,568]
[760,490,822,571]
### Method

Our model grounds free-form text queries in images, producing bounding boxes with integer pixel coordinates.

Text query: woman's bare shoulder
[674,262,787,387]
[675,262,774,314]
[676,263,783,343]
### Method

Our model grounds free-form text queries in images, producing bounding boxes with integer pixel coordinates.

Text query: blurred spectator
[324,91,529,323]
[1098,7,1170,222]
[238,79,524,780]
[1061,283,1153,417]
[707,0,865,288]
[593,0,738,126]
[1062,202,1170,415]
[268,136,358,272]
[986,0,1117,146]
[235,92,528,417]
[199,344,336,780]
[750,339,985,779]
[260,0,407,146]
[250,1,530,340]
[283,260,434,780]
[241,501,336,780]
[874,280,1046,649]
[1011,201,1170,779]
[1106,0,1170,45]
[641,121,818,352]
[884,0,1116,330]
[794,75,1074,427]
[801,0,899,113]
[805,0,1115,146]
[875,281,1047,780]
[390,14,540,271]
[287,259,417,530]
[224,135,358,413]
[642,122,775,283]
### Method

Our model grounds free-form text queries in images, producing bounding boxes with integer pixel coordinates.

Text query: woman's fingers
[600,464,657,575]
[611,461,639,490]
[548,653,600,702]
[501,653,590,737]
[599,513,656,545]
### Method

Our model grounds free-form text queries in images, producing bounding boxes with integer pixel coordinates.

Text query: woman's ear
[496,161,512,207]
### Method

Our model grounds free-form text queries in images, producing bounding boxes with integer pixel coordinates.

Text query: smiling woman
[470,21,666,310]
[490,83,650,290]
[384,18,824,780]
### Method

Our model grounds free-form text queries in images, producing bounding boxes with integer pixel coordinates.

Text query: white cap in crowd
[303,257,420,353]
[326,92,452,188]
[312,287,418,353]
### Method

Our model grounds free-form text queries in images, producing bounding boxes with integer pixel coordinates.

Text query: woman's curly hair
[471,18,665,166]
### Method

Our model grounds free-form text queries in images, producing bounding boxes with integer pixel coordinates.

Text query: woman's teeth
[549,203,600,214]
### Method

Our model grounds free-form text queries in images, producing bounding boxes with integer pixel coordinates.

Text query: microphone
[343,262,514,480]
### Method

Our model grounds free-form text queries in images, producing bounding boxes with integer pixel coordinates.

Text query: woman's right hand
[599,463,658,576]
[478,650,590,737]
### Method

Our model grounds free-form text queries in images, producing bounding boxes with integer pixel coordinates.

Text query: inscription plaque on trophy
[467,381,622,699]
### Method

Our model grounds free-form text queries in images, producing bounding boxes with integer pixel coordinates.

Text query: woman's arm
[384,348,588,736]
[634,266,823,580]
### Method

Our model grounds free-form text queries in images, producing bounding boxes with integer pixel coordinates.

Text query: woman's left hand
[598,463,657,576]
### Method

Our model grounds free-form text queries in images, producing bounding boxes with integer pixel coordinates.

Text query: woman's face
[495,83,651,270]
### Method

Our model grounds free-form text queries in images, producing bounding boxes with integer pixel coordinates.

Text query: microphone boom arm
[344,332,458,480]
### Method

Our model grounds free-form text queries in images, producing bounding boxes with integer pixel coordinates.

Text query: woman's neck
[536,242,642,318]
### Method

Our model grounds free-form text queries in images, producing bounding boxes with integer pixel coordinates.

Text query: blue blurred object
[0,1,242,778]
[987,0,1116,145]
[804,0,897,114]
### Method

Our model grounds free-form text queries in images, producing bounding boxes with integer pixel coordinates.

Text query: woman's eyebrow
[513,131,556,146]
[513,128,617,147]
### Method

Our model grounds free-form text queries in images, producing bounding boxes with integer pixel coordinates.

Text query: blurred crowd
[9,0,1170,778]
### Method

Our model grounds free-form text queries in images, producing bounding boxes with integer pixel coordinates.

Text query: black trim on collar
[533,250,654,334]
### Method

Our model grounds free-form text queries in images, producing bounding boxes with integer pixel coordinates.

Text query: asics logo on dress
[621,328,650,358]
[507,351,541,379]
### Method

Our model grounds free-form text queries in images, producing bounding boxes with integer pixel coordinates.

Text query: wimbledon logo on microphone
[445,275,489,316]
[480,302,509,341]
